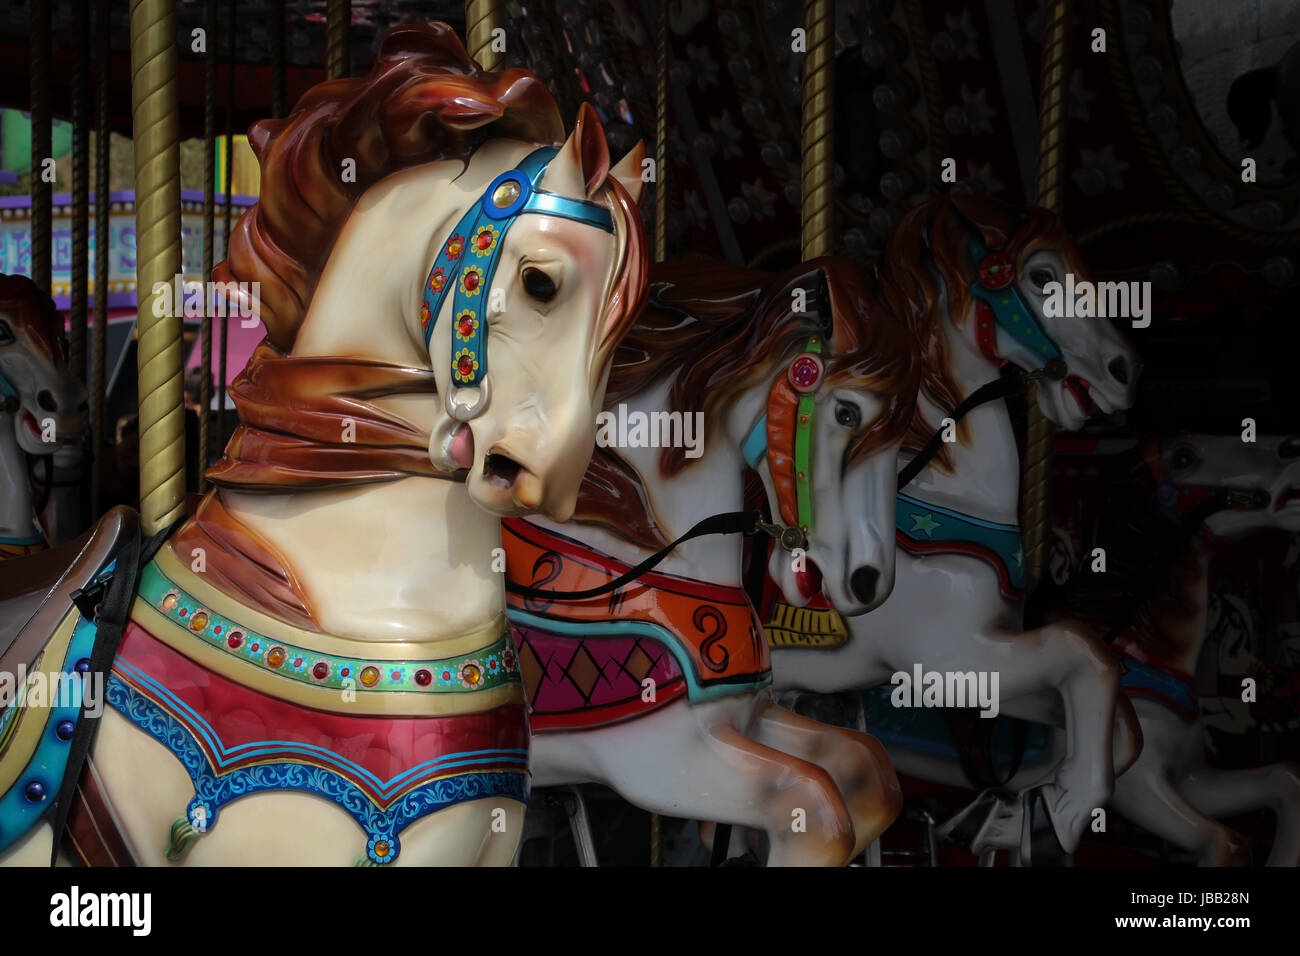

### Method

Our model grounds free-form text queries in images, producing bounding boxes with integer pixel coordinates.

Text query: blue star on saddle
[909,512,941,538]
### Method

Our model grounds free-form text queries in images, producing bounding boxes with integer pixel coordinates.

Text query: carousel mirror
[1170,0,1300,185]
[1110,0,1300,236]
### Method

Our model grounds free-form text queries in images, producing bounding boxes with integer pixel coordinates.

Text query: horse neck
[905,309,1021,525]
[183,156,511,644]
[0,419,36,536]
[533,377,760,588]
[1117,536,1213,676]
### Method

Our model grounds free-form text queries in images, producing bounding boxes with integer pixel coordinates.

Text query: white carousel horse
[766,196,1143,856]
[0,22,646,867]
[0,275,87,558]
[503,258,919,865]
[1092,434,1300,865]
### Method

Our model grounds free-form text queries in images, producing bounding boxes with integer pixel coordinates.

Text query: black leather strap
[506,510,762,602]
[48,517,181,865]
[897,375,1023,491]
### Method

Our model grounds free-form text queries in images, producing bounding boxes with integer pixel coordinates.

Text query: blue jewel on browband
[420,146,615,421]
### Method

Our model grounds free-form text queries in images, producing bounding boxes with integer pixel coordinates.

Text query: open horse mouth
[795,555,824,601]
[1276,487,1300,511]
[1064,375,1095,415]
[20,409,41,438]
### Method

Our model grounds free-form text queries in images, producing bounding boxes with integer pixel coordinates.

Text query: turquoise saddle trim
[860,685,1052,767]
[0,612,96,855]
[1118,654,1197,719]
[106,659,529,865]
[896,492,1026,593]
[508,608,772,702]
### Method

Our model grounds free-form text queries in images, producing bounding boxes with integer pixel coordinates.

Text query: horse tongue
[795,560,823,601]
[450,424,475,469]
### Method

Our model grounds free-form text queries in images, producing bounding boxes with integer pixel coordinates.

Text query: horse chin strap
[419,145,615,423]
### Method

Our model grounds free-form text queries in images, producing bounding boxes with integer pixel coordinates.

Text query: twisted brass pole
[91,0,110,516]
[29,0,52,293]
[71,21,90,383]
[326,0,351,80]
[1022,0,1070,585]
[800,0,834,258]
[130,0,186,534]
[649,0,669,868]
[466,0,504,71]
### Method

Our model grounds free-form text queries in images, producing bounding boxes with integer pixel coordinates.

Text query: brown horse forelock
[574,257,918,548]
[0,273,62,367]
[882,195,1074,468]
[206,20,645,492]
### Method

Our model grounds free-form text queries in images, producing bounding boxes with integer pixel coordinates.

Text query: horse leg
[748,697,902,859]
[960,619,1122,853]
[1177,762,1300,866]
[1113,760,1250,865]
[1000,686,1145,777]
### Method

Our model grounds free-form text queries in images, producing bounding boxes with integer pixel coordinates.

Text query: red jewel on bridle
[977,252,1015,290]
[788,353,824,392]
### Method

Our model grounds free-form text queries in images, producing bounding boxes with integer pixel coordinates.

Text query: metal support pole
[130,0,186,533]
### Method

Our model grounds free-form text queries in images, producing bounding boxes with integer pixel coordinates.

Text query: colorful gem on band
[492,180,521,208]
[459,266,484,296]
[978,252,1015,290]
[455,349,479,382]
[456,311,478,340]
[472,224,500,257]
[445,234,465,260]
[788,354,823,392]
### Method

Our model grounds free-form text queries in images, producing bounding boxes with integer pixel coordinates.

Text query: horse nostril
[1107,356,1129,386]
[36,389,57,412]
[850,566,879,604]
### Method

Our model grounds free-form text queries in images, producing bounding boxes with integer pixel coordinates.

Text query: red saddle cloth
[503,518,771,731]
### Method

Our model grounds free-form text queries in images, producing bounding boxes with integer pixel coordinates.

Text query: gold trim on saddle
[135,549,521,718]
[0,610,78,796]
[764,602,850,650]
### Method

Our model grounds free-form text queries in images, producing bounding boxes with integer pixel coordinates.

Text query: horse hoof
[935,788,1009,850]
[1020,786,1067,866]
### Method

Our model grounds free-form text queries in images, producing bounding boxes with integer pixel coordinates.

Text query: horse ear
[610,141,647,206]
[544,102,610,199]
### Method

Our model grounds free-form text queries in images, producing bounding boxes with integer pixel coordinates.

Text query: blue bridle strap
[419,146,614,391]
[742,413,768,469]
[967,239,1062,368]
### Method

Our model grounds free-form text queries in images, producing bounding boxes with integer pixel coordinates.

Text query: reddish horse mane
[574,257,920,548]
[881,194,1077,468]
[0,274,62,367]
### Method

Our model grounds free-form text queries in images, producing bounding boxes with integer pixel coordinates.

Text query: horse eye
[1030,268,1054,289]
[522,267,557,302]
[834,401,860,430]
[0,320,12,345]
[1171,445,1199,470]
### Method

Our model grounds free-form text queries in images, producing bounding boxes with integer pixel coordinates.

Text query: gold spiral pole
[130,0,186,534]
[326,0,351,80]
[466,0,504,72]
[800,0,835,258]
[648,0,670,869]
[1021,0,1069,585]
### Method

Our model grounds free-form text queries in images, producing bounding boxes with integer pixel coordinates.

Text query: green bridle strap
[792,336,822,534]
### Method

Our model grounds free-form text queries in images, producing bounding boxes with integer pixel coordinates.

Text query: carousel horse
[0,22,647,867]
[1080,434,1300,865]
[0,275,87,558]
[503,257,919,865]
[765,195,1143,857]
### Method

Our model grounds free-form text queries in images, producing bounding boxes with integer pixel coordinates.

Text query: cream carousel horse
[0,275,87,558]
[0,22,646,867]
[503,258,919,865]
[766,196,1143,857]
[1081,434,1300,865]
